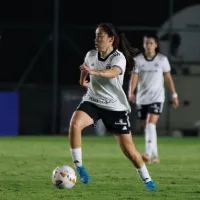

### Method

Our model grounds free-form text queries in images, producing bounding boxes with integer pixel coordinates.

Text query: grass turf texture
[0,136,200,200]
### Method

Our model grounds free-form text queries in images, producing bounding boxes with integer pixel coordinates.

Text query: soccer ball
[52,165,77,189]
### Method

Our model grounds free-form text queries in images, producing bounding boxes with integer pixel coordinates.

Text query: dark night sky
[0,0,199,85]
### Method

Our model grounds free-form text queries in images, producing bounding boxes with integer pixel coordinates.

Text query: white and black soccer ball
[52,165,77,189]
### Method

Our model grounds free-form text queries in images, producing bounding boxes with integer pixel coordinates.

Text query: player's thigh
[70,110,93,130]
[141,120,147,128]
[147,102,163,124]
[147,114,160,124]
[70,101,100,130]
[136,104,148,121]
[101,110,131,134]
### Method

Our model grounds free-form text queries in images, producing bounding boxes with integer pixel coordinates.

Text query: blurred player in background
[128,34,179,164]
[68,23,157,190]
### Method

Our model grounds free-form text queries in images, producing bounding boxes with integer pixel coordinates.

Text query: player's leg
[146,114,160,163]
[142,114,156,163]
[145,102,163,163]
[69,102,100,183]
[102,110,157,190]
[114,133,157,190]
[136,105,152,163]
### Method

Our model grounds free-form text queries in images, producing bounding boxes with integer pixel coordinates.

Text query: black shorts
[136,102,164,120]
[76,101,131,134]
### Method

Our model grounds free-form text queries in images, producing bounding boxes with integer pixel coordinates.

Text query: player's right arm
[128,59,139,103]
[79,51,91,89]
[128,73,138,103]
[162,56,179,109]
[79,64,89,88]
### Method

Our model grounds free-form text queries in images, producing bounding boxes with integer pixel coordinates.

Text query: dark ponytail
[118,32,139,75]
[97,23,138,76]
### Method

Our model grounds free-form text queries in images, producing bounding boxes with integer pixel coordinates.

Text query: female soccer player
[128,34,179,164]
[68,23,157,191]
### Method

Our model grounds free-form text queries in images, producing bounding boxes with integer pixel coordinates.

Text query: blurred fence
[1,73,200,137]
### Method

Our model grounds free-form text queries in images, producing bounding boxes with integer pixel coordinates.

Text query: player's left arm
[80,55,125,78]
[92,67,121,78]
[164,72,177,95]
[80,65,121,78]
[163,57,179,108]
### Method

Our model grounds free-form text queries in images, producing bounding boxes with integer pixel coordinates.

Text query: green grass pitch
[0,136,200,200]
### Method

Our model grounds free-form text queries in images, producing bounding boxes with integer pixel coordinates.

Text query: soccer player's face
[95,27,113,51]
[143,37,158,53]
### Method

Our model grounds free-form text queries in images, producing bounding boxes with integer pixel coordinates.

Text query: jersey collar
[143,52,157,61]
[98,48,117,62]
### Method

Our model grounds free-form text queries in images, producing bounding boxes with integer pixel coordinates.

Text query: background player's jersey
[133,53,171,105]
[82,49,131,112]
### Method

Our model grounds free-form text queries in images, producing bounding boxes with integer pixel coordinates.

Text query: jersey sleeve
[84,51,90,66]
[111,55,126,74]
[163,57,171,72]
[132,58,139,74]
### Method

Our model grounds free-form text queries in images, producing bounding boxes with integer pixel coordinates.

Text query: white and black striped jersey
[82,49,131,112]
[133,53,171,105]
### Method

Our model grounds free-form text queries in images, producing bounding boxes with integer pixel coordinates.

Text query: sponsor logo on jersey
[154,63,159,67]
[140,70,158,73]
[86,94,117,104]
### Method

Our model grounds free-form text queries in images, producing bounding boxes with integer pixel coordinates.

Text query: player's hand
[80,64,88,71]
[128,94,136,103]
[172,97,179,109]
[80,64,92,73]
[82,80,90,89]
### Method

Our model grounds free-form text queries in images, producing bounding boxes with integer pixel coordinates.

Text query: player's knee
[147,114,160,124]
[142,120,147,128]
[123,148,141,165]
[146,123,156,130]
[121,142,137,158]
[122,147,132,159]
[69,120,83,133]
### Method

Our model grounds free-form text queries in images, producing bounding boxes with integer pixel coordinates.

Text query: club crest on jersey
[154,63,159,67]
[106,64,111,69]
